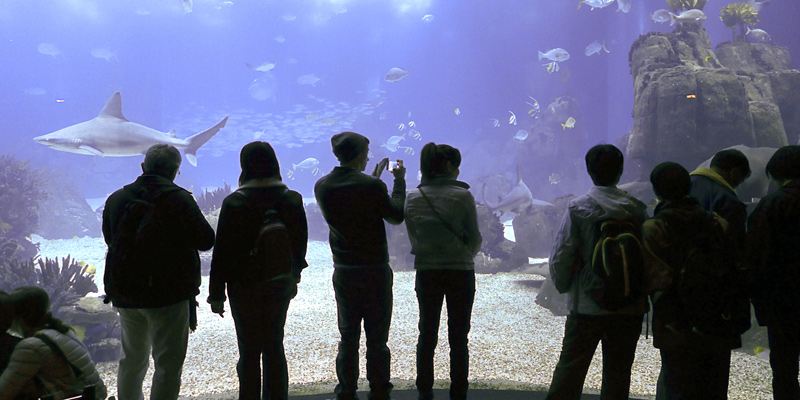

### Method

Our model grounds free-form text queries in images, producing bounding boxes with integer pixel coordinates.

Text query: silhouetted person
[643,162,739,400]
[315,132,406,400]
[405,143,482,400]
[747,145,800,400]
[688,149,752,396]
[208,141,309,400]
[0,290,20,374]
[0,287,107,400]
[546,144,648,400]
[103,144,215,400]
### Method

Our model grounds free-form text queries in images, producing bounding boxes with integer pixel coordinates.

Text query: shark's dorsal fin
[98,92,127,120]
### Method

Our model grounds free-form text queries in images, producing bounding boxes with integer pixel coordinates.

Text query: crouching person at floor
[0,287,107,400]
[545,144,649,400]
[208,141,309,400]
[644,162,743,400]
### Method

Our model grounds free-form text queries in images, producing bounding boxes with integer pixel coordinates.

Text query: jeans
[415,270,476,400]
[116,300,190,400]
[333,267,394,400]
[768,323,800,400]
[229,280,296,400]
[656,345,731,400]
[545,314,643,400]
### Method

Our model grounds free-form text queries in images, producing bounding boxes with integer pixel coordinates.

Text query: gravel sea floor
[37,238,774,399]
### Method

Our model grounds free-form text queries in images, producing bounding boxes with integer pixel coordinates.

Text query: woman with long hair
[405,142,482,400]
[207,141,309,400]
[0,287,107,400]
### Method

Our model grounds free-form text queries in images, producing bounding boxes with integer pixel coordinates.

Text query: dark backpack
[587,219,646,311]
[237,189,294,284]
[104,186,179,302]
[661,210,740,336]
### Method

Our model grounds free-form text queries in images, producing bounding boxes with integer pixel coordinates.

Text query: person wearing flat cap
[315,131,406,400]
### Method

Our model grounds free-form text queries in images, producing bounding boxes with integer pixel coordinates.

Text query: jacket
[642,197,742,350]
[0,329,107,400]
[549,185,649,316]
[208,179,309,302]
[102,174,215,308]
[405,178,482,271]
[690,168,747,262]
[314,167,405,267]
[747,180,800,327]
[0,333,20,374]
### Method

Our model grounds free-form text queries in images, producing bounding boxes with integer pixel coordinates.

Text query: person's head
[710,149,751,188]
[239,141,282,185]
[9,287,71,337]
[585,144,624,187]
[331,132,370,171]
[420,142,461,181]
[141,144,182,181]
[765,145,800,183]
[0,290,13,333]
[650,162,691,201]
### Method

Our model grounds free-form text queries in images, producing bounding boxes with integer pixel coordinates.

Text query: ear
[141,163,146,174]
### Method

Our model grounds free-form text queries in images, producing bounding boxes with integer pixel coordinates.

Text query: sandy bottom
[36,238,774,399]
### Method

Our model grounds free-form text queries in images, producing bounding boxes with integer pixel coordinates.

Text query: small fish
[584,40,610,57]
[561,117,576,130]
[55,99,66,103]
[408,120,416,128]
[282,14,297,22]
[544,61,560,74]
[651,9,671,24]
[746,27,772,43]
[704,54,715,63]
[669,9,707,26]
[421,14,435,23]
[297,74,321,87]
[490,118,500,128]
[274,35,286,44]
[247,62,276,72]
[578,0,615,11]
[293,157,320,170]
[549,173,562,185]
[538,48,570,63]
[508,111,517,126]
[398,123,405,131]
[37,42,61,57]
[454,107,461,116]
[617,0,631,13]
[384,67,409,83]
[526,97,541,118]
[90,47,117,62]
[513,129,529,141]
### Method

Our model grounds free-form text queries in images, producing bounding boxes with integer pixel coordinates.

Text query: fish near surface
[33,92,228,167]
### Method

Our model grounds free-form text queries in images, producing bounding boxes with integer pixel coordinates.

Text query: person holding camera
[404,143,482,400]
[314,132,406,400]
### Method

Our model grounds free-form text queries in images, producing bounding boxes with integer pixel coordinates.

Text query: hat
[331,132,369,163]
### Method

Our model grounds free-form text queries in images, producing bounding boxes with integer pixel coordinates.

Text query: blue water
[1,0,798,199]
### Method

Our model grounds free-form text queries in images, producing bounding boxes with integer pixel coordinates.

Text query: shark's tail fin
[184,116,228,166]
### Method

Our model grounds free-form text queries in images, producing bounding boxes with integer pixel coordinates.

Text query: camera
[387,159,403,171]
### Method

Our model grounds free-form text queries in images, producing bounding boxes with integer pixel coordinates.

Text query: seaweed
[0,155,45,260]
[720,2,760,41]
[0,256,97,313]
[196,183,232,213]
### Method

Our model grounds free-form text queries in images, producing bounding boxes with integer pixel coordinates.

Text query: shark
[33,92,228,167]
[482,167,553,216]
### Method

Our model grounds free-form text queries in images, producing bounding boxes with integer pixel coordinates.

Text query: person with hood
[404,143,482,400]
[315,132,405,400]
[747,145,800,400]
[208,141,308,400]
[643,162,738,400]
[103,144,215,400]
[545,144,648,400]
[0,287,107,400]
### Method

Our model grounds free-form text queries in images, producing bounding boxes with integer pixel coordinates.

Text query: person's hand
[210,300,225,318]
[372,157,389,178]
[391,161,406,180]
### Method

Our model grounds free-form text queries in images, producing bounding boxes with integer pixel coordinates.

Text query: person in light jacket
[0,287,107,400]
[405,142,482,400]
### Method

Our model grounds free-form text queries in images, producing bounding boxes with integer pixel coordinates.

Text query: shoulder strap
[35,333,84,379]
[418,188,468,246]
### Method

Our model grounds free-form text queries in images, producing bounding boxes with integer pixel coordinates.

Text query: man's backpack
[238,189,294,284]
[104,186,179,302]
[587,219,646,311]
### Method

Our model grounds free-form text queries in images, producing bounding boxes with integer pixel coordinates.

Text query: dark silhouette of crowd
[1,136,799,400]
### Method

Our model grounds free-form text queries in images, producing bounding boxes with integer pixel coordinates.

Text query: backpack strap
[418,187,469,246]
[34,333,84,380]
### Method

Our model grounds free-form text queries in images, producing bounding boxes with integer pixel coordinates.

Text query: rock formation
[627,23,800,177]
[36,173,101,239]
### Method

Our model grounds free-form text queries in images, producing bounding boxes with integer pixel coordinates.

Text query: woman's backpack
[237,189,294,284]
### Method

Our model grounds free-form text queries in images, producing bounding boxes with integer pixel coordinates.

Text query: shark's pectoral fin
[79,145,104,156]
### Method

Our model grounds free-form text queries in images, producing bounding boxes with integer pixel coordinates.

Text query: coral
[196,183,232,213]
[666,0,707,11]
[0,255,97,313]
[721,2,760,41]
[0,155,45,259]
